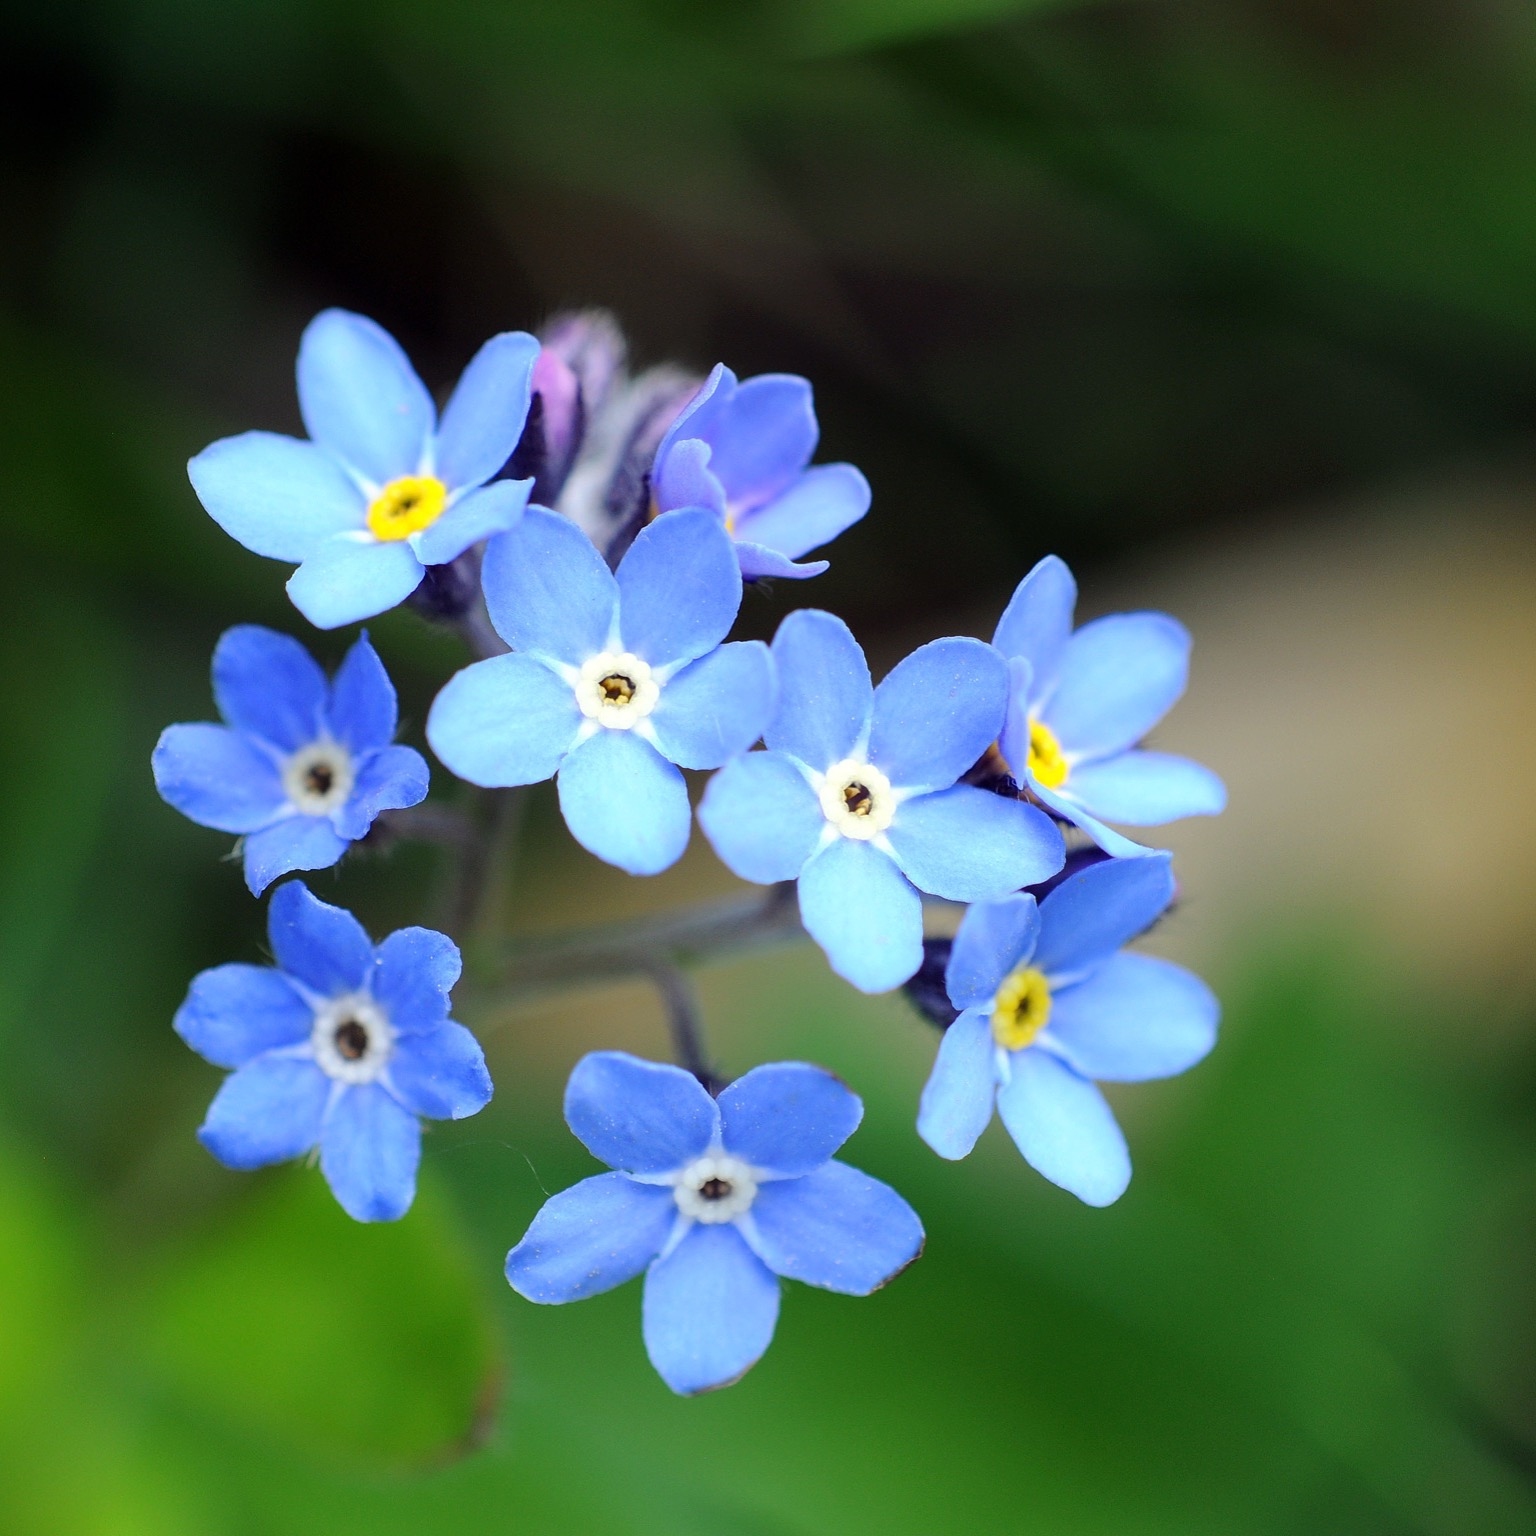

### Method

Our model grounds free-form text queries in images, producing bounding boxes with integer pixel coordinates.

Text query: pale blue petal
[267,881,373,996]
[433,330,539,490]
[324,632,396,752]
[945,893,1040,1011]
[297,309,433,484]
[1033,852,1175,979]
[198,1056,329,1170]
[991,555,1077,706]
[652,436,728,518]
[642,1224,780,1395]
[371,926,461,1033]
[320,1082,421,1222]
[1027,777,1154,859]
[648,641,773,770]
[287,537,424,629]
[1047,953,1219,1083]
[653,364,733,468]
[387,1021,492,1120]
[995,1050,1130,1207]
[997,654,1035,783]
[734,463,869,560]
[734,543,829,580]
[563,1051,718,1176]
[174,964,311,1069]
[700,373,817,507]
[885,785,1063,901]
[212,625,327,752]
[188,432,364,563]
[412,479,530,567]
[557,730,691,876]
[616,508,741,671]
[242,817,349,896]
[506,1173,675,1303]
[427,653,580,787]
[152,723,285,834]
[331,745,429,841]
[717,1062,862,1175]
[916,1007,998,1160]
[1066,751,1227,825]
[696,751,823,884]
[765,609,872,771]
[798,838,922,994]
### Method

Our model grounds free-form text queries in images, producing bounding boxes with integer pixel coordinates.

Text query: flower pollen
[1026,719,1070,790]
[991,965,1052,1052]
[575,652,659,729]
[818,758,895,840]
[366,474,448,542]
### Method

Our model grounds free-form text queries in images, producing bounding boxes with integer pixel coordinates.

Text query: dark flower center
[699,1177,733,1201]
[306,762,335,796]
[842,781,874,816]
[333,1019,370,1061]
[599,672,636,705]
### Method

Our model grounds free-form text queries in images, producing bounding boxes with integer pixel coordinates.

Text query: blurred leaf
[790,0,1076,57]
[0,1143,74,1422]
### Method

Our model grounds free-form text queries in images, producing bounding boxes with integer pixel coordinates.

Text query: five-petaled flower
[651,364,870,579]
[698,610,1065,993]
[988,555,1226,856]
[153,626,429,895]
[426,506,773,876]
[917,853,1217,1205]
[177,882,492,1221]
[189,309,540,628]
[506,1051,923,1395]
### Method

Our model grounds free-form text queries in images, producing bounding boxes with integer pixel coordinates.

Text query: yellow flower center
[1026,719,1070,790]
[366,475,448,542]
[991,965,1052,1051]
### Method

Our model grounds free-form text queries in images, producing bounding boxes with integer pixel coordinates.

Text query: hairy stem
[642,960,720,1090]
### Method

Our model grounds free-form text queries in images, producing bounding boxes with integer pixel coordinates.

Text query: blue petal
[916,1007,998,1160]
[1046,953,1219,1083]
[331,745,429,841]
[991,555,1077,706]
[175,964,311,1069]
[868,638,1007,794]
[387,1021,492,1120]
[995,1050,1130,1206]
[743,1161,922,1295]
[1066,751,1227,825]
[433,330,539,490]
[734,543,829,580]
[616,508,742,671]
[412,479,531,567]
[698,373,817,507]
[734,463,869,560]
[198,1056,329,1170]
[152,724,285,834]
[324,632,396,752]
[480,506,618,665]
[945,893,1040,1011]
[651,436,728,519]
[997,653,1035,780]
[696,751,824,883]
[885,785,1064,901]
[717,1062,862,1176]
[267,881,374,997]
[563,1051,718,1177]
[296,309,434,485]
[1026,777,1154,859]
[653,364,733,467]
[1033,852,1175,980]
[287,537,424,629]
[371,926,461,1033]
[506,1173,676,1303]
[642,1224,780,1395]
[427,654,580,787]
[1042,613,1191,760]
[798,838,923,994]
[319,1082,421,1222]
[188,432,364,563]
[241,816,349,896]
[647,641,773,770]
[765,609,872,771]
[212,625,327,753]
[557,730,692,876]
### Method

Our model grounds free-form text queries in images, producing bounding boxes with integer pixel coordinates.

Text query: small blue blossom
[917,853,1217,1205]
[990,555,1227,856]
[506,1051,923,1395]
[176,882,492,1221]
[698,610,1065,993]
[426,506,773,876]
[651,364,870,579]
[152,626,429,895]
[189,310,540,628]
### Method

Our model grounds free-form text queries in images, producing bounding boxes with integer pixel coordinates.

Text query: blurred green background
[5,0,1536,1531]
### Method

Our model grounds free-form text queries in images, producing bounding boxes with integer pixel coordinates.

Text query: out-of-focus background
[4,1,1536,1531]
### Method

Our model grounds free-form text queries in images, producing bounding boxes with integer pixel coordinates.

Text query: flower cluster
[156,307,1225,1396]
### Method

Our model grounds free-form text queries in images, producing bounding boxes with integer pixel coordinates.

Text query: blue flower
[506,1051,923,1395]
[990,556,1227,856]
[176,882,492,1221]
[917,853,1217,1205]
[651,364,870,579]
[426,506,773,876]
[189,310,540,628]
[698,610,1065,993]
[153,626,429,895]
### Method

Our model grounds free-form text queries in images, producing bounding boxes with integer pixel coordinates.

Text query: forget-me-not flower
[177,882,492,1221]
[153,626,429,895]
[917,853,1217,1205]
[989,555,1226,856]
[506,1051,923,1395]
[189,309,540,628]
[651,364,870,579]
[698,610,1065,993]
[427,506,772,876]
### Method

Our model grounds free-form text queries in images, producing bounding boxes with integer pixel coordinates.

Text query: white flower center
[282,740,355,815]
[574,652,660,730]
[817,758,895,840]
[310,992,394,1085]
[673,1154,758,1224]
